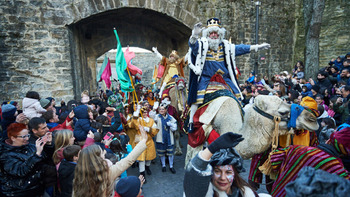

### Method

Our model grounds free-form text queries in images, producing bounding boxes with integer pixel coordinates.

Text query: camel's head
[295,108,319,131]
[254,95,319,135]
[176,77,186,91]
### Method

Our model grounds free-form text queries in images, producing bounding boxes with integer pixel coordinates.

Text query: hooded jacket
[73,105,97,141]
[22,97,47,119]
[301,83,313,97]
[0,140,45,197]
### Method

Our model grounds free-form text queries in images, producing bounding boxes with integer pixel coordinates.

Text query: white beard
[208,38,221,51]
[202,26,226,51]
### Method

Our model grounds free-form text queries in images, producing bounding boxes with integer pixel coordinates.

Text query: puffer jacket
[22,97,46,119]
[73,105,97,142]
[0,140,45,197]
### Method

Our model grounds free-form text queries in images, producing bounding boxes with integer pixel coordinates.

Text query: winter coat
[22,97,47,119]
[315,78,332,93]
[73,105,97,142]
[48,115,73,132]
[58,159,76,197]
[333,94,350,124]
[0,140,45,197]
[301,84,313,97]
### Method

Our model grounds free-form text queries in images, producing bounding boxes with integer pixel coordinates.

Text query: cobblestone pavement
[127,135,269,197]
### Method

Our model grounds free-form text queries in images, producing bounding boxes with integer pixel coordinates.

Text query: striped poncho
[270,145,350,197]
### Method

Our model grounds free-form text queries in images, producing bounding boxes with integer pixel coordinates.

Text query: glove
[133,105,141,117]
[153,101,159,110]
[190,22,203,44]
[143,126,150,132]
[192,22,203,38]
[250,43,271,52]
[258,43,270,50]
[207,133,244,154]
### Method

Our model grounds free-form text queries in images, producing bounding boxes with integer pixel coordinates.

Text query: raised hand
[207,133,244,154]
[35,138,46,156]
[192,22,203,37]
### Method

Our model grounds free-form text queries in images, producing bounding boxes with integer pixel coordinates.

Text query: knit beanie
[115,176,141,197]
[40,98,50,109]
[2,104,16,113]
[329,127,350,156]
[300,96,319,117]
[1,104,17,119]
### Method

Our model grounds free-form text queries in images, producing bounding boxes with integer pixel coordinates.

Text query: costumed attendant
[129,106,159,183]
[184,133,271,197]
[152,47,187,99]
[187,18,270,132]
[147,90,156,108]
[149,100,177,173]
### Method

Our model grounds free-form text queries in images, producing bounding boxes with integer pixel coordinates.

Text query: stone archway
[68,7,192,99]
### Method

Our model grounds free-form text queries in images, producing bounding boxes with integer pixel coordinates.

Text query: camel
[168,77,188,155]
[185,95,319,165]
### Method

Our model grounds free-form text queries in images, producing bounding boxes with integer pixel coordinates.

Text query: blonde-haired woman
[53,129,75,165]
[73,126,148,197]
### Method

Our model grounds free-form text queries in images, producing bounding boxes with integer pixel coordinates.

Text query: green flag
[97,55,108,82]
[113,29,134,92]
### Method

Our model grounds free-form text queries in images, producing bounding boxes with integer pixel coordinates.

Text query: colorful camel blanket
[270,145,350,197]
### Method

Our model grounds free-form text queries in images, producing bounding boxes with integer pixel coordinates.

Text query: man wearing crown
[187,18,270,132]
[152,48,187,99]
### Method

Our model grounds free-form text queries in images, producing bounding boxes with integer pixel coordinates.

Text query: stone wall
[1,0,349,105]
[294,0,350,78]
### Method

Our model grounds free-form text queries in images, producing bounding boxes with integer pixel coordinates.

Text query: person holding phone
[129,105,159,183]
[0,123,47,196]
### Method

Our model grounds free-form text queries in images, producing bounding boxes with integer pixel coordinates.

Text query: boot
[169,167,176,174]
[145,166,152,175]
[140,171,147,184]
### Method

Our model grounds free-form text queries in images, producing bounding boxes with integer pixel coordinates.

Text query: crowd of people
[1,16,350,197]
[0,87,180,197]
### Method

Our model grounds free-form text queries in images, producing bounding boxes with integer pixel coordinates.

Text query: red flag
[100,58,112,88]
[124,47,142,76]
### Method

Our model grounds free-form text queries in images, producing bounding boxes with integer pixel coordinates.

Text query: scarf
[159,114,171,145]
[287,104,305,129]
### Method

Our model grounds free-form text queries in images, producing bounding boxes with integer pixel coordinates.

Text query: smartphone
[72,104,76,109]
[103,132,114,140]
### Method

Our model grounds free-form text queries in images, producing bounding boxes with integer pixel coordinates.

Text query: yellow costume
[129,116,159,161]
[126,114,138,149]
[158,51,186,85]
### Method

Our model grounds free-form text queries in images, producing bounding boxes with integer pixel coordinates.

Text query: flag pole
[114,27,143,120]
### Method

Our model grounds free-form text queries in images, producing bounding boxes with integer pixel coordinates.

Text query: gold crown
[207,18,221,27]
[170,50,178,56]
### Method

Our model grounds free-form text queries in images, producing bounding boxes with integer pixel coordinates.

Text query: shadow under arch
[68,7,192,99]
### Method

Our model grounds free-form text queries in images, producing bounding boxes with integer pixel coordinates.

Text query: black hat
[210,147,245,173]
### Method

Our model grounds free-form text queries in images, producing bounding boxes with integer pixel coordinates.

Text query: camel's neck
[236,113,274,159]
